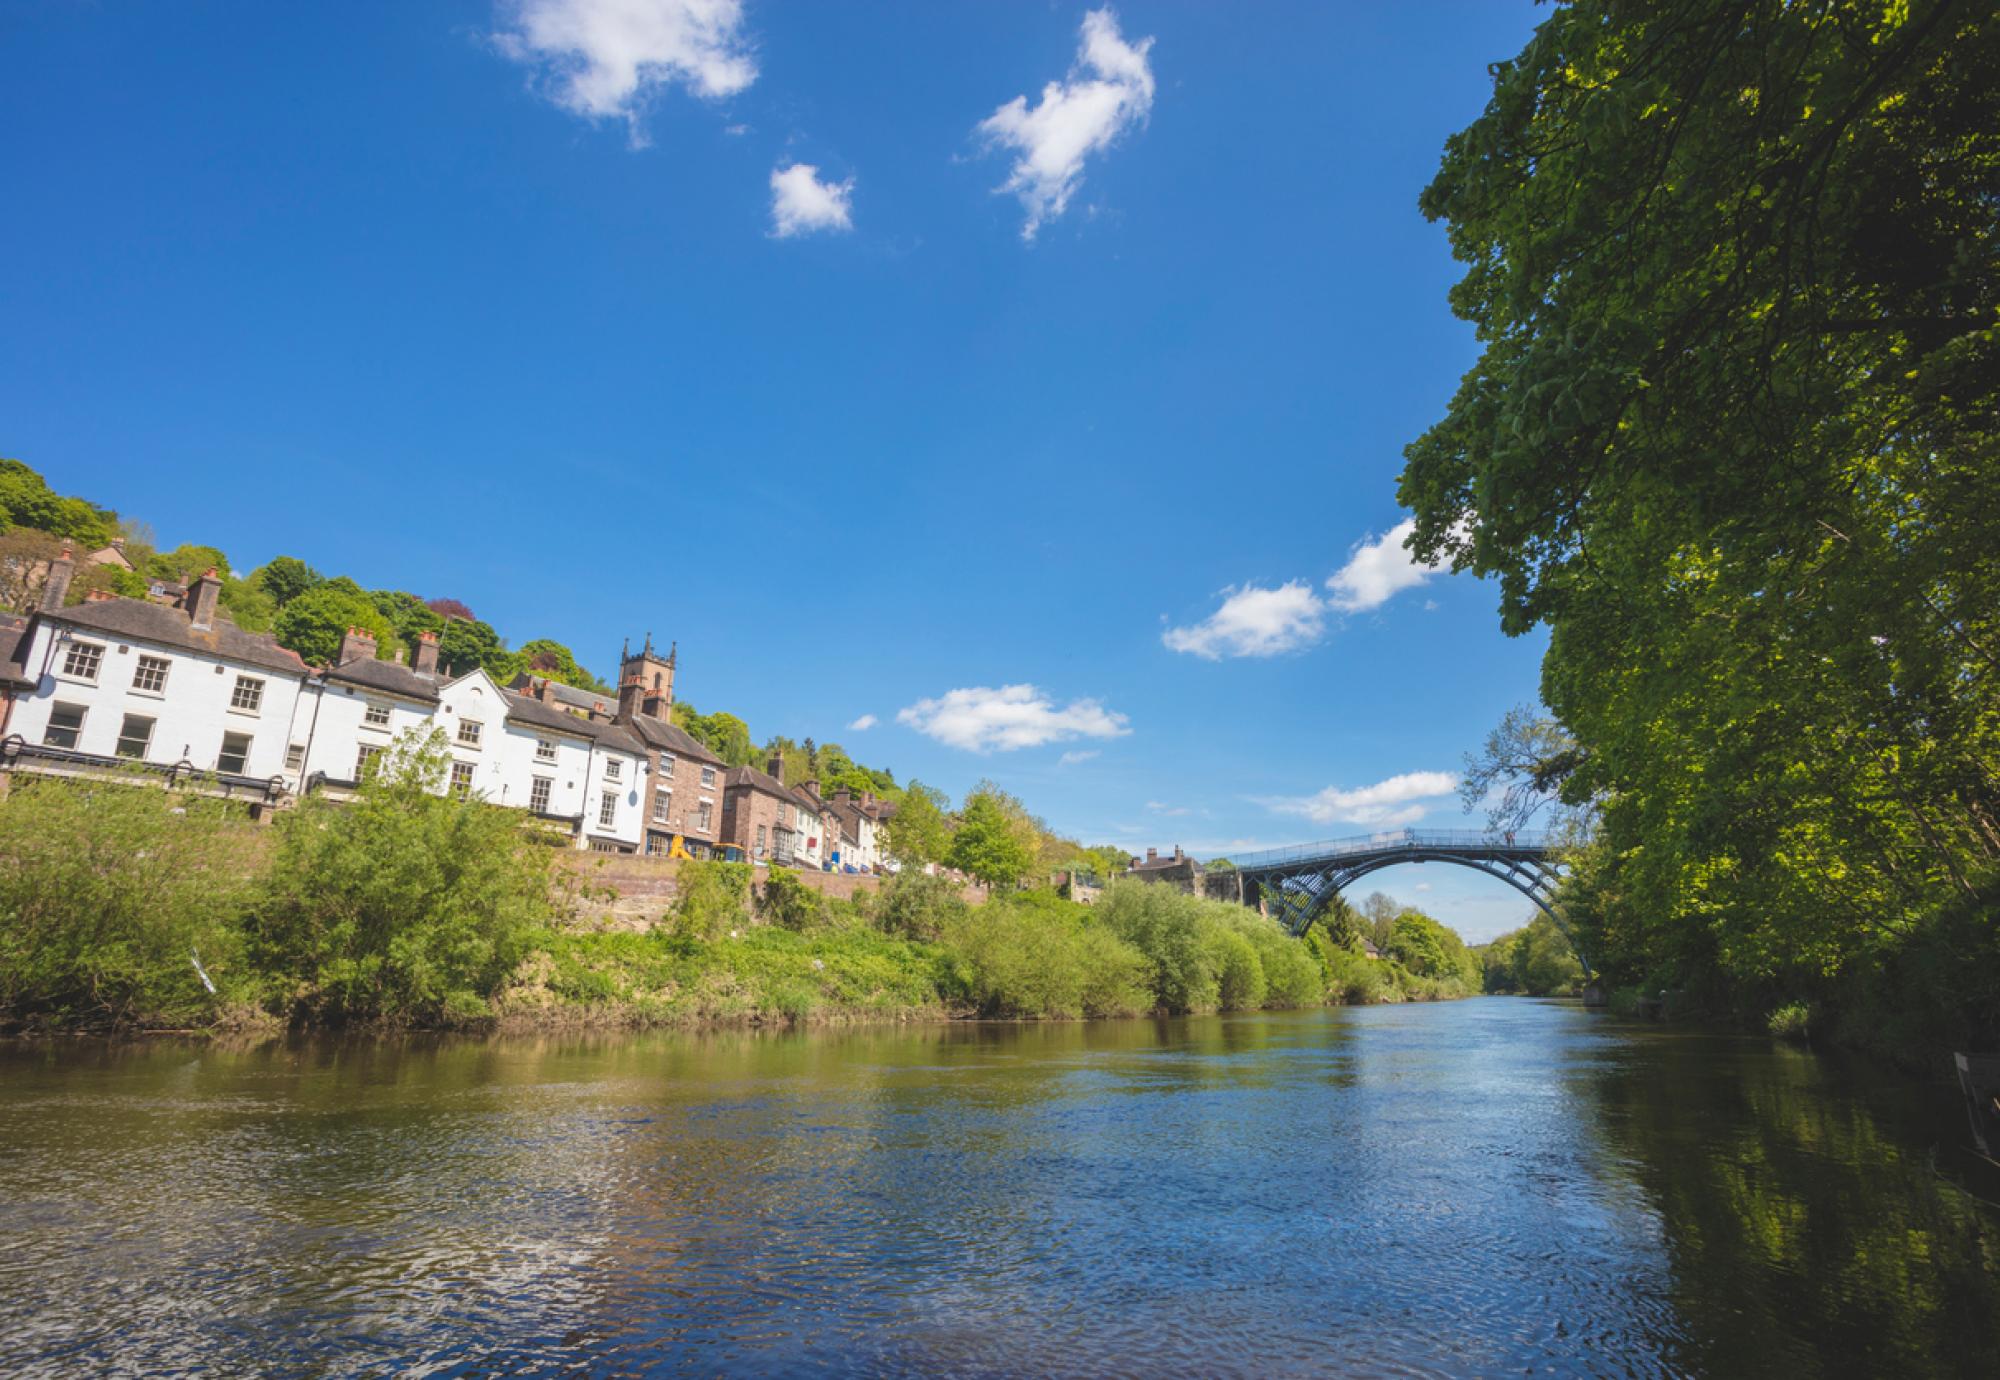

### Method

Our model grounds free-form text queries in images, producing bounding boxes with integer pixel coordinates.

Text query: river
[2,999,1996,1377]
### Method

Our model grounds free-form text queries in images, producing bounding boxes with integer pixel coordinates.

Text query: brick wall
[553,853,988,927]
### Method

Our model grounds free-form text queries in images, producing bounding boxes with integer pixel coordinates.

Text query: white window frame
[43,702,85,749]
[598,791,618,828]
[535,737,557,763]
[116,713,155,760]
[285,743,306,772]
[355,743,384,779]
[529,776,553,813]
[700,766,715,788]
[60,640,103,683]
[605,757,623,782]
[229,675,265,714]
[363,701,392,729]
[658,752,676,776]
[457,719,483,748]
[131,655,171,695]
[696,799,713,832]
[218,731,253,775]
[652,789,672,823]
[449,761,475,798]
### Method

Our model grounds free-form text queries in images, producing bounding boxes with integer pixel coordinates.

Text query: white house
[1,566,313,793]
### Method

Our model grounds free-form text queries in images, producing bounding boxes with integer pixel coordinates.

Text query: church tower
[616,633,676,722]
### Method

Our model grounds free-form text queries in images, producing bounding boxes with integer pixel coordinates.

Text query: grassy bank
[0,747,1475,1034]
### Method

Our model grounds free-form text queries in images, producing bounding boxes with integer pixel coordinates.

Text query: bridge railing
[1231,828,1551,871]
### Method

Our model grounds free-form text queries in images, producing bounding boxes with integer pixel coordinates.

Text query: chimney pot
[337,625,378,664]
[1146,847,1159,862]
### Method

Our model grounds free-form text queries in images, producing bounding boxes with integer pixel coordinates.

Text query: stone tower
[616,633,676,722]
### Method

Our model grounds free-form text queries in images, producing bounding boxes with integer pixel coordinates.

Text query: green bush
[1207,928,1267,1011]
[875,870,969,942]
[1096,881,1220,1014]
[667,858,752,941]
[1230,915,1325,1008]
[0,775,261,1028]
[941,893,1149,1018]
[758,869,828,932]
[1768,1001,1812,1042]
[245,730,551,1024]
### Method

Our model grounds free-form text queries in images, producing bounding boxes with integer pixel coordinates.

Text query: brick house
[720,754,805,865]
[1125,845,1204,894]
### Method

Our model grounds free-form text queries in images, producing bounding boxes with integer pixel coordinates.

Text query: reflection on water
[1,1001,1995,1376]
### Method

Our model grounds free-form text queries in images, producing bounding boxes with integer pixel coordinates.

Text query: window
[696,800,713,832]
[529,776,552,813]
[598,791,618,828]
[61,641,103,682]
[700,766,715,788]
[218,732,252,775]
[535,737,557,763]
[450,761,475,798]
[363,702,391,729]
[230,675,264,713]
[43,703,84,749]
[131,655,171,694]
[755,824,767,856]
[285,743,306,772]
[652,790,672,823]
[116,714,154,760]
[605,757,623,782]
[355,743,384,779]
[457,719,482,748]
[658,752,675,777]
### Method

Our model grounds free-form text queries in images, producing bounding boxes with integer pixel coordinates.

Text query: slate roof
[500,689,604,741]
[0,614,33,689]
[594,721,648,757]
[39,599,310,677]
[723,763,792,798]
[627,713,725,765]
[323,656,443,704]
[509,674,611,716]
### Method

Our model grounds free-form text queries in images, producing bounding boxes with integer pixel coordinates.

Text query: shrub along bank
[0,746,1481,1032]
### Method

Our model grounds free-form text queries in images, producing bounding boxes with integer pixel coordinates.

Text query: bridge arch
[1231,829,1583,969]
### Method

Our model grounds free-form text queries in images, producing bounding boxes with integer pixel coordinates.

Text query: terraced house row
[0,549,892,868]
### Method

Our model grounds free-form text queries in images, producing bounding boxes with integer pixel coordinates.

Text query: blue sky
[0,1,1552,939]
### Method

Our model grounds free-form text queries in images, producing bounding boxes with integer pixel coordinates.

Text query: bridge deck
[1232,828,1553,873]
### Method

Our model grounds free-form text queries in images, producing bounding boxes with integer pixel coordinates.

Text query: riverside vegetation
[0,732,1483,1034]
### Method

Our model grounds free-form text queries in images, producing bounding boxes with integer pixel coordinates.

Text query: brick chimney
[40,546,74,611]
[832,788,853,806]
[617,671,645,723]
[84,587,117,603]
[767,752,785,783]
[338,626,378,664]
[189,568,222,629]
[1146,847,1159,863]
[801,779,821,800]
[413,630,439,677]
[1173,846,1185,862]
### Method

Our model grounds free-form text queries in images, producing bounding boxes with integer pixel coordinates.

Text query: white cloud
[1058,749,1100,766]
[1326,518,1445,613]
[1162,581,1324,660]
[846,714,877,732]
[1145,800,1192,817]
[1414,881,1433,892]
[1259,770,1460,830]
[769,162,855,238]
[494,0,756,144]
[897,684,1131,753]
[976,8,1154,240]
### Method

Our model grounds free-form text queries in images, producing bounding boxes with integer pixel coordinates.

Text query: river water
[2,999,1996,1377]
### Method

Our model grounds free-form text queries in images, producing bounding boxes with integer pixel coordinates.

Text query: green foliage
[874,870,968,942]
[515,639,609,695]
[671,702,755,766]
[759,869,829,933]
[939,891,1150,1019]
[145,543,232,581]
[1095,882,1220,1014]
[948,790,1034,888]
[253,555,322,607]
[0,776,260,1028]
[666,858,752,942]
[1384,910,1479,989]
[1768,1002,1813,1043]
[885,781,951,867]
[1206,928,1267,1011]
[246,729,551,1024]
[273,583,402,667]
[0,458,118,546]
[1480,914,1585,996]
[1406,1,2000,1052]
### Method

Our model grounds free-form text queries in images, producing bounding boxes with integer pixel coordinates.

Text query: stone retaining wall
[554,854,987,928]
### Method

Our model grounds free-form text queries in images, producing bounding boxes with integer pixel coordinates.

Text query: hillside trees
[1403,0,2000,1042]
[947,790,1035,889]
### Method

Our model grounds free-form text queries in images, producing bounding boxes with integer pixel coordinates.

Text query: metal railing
[2,735,288,801]
[1231,828,1553,871]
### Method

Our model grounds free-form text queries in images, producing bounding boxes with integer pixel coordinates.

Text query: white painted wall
[9,621,309,782]
[297,681,436,784]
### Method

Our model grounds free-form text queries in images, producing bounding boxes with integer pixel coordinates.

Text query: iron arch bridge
[1230,829,1565,940]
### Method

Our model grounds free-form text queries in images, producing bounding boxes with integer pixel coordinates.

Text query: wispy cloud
[898,684,1130,753]
[846,713,877,732]
[1145,800,1192,817]
[770,162,855,238]
[976,8,1154,240]
[1326,518,1445,613]
[1161,581,1324,660]
[1058,749,1100,766]
[1258,770,1459,830]
[494,0,755,145]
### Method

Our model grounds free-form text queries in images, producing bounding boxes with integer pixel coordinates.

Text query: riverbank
[0,768,1479,1036]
